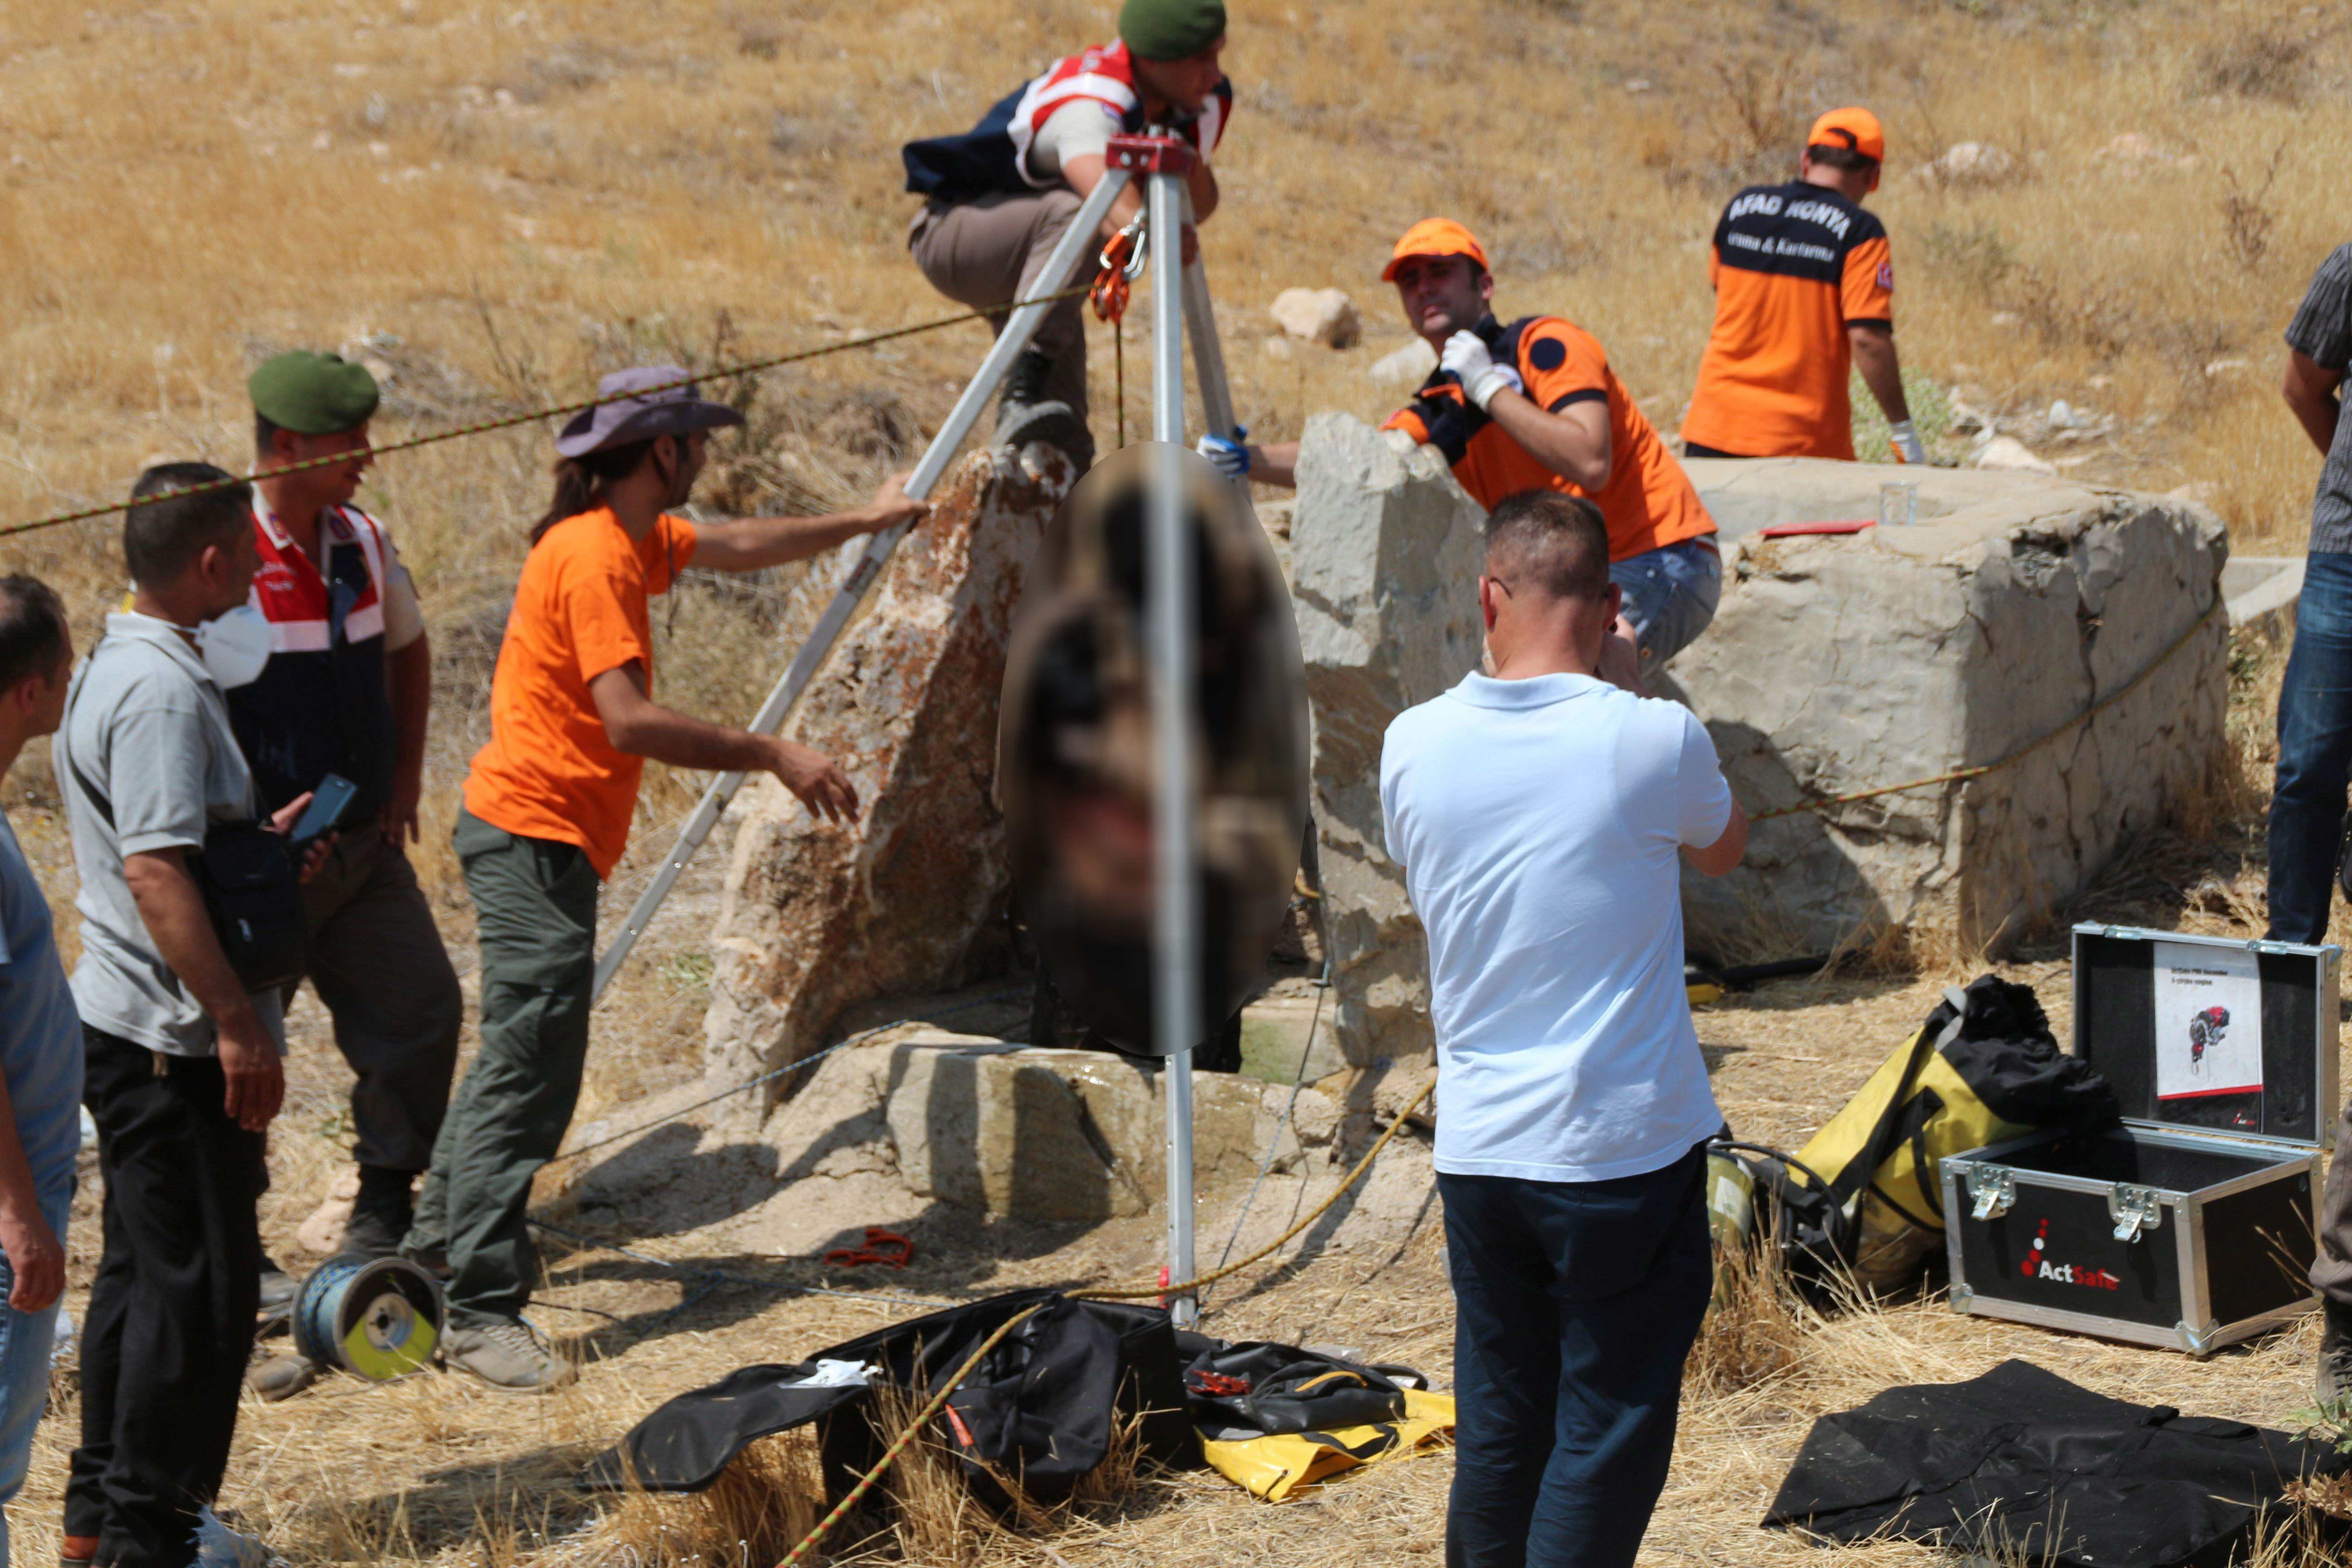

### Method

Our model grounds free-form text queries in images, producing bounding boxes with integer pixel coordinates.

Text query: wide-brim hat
[555,365,746,458]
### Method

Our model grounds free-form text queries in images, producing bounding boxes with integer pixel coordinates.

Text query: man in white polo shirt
[1380,487,1747,1568]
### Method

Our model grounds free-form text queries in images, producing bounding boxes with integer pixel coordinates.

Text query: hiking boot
[246,1352,321,1402]
[995,399,1093,470]
[2316,1298,2352,1407]
[337,1203,409,1260]
[61,1534,97,1568]
[444,1318,575,1394]
[256,1258,299,1313]
[994,347,1093,470]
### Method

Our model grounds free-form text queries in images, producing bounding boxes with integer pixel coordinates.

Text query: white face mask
[186,604,273,689]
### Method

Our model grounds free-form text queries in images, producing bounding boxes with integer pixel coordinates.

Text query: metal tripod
[589,134,1250,1328]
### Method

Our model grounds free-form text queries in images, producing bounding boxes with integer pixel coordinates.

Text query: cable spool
[291,1255,444,1382]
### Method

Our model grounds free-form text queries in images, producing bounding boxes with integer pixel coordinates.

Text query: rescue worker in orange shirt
[1681,108,1924,465]
[402,368,926,1392]
[1211,219,1720,685]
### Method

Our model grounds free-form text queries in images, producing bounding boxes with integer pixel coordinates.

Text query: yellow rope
[1748,599,2226,823]
[1082,1076,1436,1302]
[772,1302,1048,1568]
[0,283,1098,541]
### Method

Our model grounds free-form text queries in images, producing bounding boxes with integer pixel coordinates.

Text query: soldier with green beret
[899,0,1232,471]
[232,350,462,1400]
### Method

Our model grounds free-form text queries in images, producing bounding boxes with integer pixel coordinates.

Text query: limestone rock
[1368,338,1437,387]
[1289,414,1485,1067]
[1269,287,1362,349]
[295,1167,361,1257]
[1974,435,2058,475]
[701,447,1075,1114]
[1918,141,2016,187]
[1668,460,2229,958]
[749,1029,1343,1223]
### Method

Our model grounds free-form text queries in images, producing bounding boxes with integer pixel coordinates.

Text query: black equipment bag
[584,1290,1196,1501]
[578,1361,873,1493]
[186,821,306,993]
[1732,975,2118,1295]
[1180,1343,1412,1436]
[816,1290,1197,1508]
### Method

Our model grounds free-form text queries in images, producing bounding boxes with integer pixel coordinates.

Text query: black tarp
[1764,1359,2349,1567]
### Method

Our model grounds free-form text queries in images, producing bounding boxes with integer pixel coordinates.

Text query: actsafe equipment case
[1940,925,2341,1356]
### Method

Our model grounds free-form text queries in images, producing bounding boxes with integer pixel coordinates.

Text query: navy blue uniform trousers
[1440,1145,1713,1568]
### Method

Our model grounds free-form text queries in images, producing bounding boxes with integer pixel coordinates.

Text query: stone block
[1367,338,1437,387]
[747,1029,1339,1223]
[1239,991,1349,1085]
[701,447,1074,1113]
[1670,459,2229,958]
[1269,287,1362,349]
[1289,413,1485,1067]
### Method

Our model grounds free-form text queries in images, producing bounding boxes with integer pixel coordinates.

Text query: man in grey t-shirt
[52,465,324,1568]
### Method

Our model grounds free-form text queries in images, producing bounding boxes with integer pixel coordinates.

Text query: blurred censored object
[999,444,1309,1055]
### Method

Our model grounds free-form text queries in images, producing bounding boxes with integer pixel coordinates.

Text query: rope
[1092,216,1142,453]
[756,1075,1432,1563]
[772,1302,1049,1568]
[1204,965,1330,1309]
[0,281,1101,541]
[1083,1075,1435,1303]
[1748,599,2225,823]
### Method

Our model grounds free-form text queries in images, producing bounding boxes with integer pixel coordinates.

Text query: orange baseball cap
[1382,218,1490,283]
[1806,107,1885,163]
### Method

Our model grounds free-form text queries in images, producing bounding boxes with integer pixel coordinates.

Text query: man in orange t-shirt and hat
[1682,107,1924,465]
[405,366,926,1392]
[1211,219,1720,685]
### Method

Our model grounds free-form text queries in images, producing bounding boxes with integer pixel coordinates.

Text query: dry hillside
[3,0,2352,1563]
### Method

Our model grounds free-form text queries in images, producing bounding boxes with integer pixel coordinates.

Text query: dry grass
[592,1433,823,1568]
[1688,1236,1809,1400]
[5,0,2352,1563]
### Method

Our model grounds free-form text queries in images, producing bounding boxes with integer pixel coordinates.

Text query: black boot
[339,1165,417,1259]
[994,348,1093,470]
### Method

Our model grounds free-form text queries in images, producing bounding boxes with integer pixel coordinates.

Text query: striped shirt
[901,42,1230,203]
[2285,245,2352,555]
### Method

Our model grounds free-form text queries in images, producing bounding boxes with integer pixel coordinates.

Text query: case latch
[2109,1185,2164,1243]
[1969,1167,2015,1221]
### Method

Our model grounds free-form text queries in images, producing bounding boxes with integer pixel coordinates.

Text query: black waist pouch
[192,822,304,993]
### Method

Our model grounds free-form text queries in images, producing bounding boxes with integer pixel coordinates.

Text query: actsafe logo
[2022,1217,2122,1291]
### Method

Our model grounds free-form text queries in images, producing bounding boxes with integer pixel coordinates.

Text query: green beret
[1120,0,1225,62]
[248,351,380,436]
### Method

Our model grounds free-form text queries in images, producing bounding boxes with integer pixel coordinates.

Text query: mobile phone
[290,773,361,848]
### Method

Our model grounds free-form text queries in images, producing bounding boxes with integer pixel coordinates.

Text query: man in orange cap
[1208,219,1720,685]
[1681,108,1922,465]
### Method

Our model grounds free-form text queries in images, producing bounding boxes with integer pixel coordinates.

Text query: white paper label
[2151,940,2264,1101]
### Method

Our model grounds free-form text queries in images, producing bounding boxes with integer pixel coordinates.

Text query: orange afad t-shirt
[1384,315,1715,562]
[463,507,698,878]
[1682,181,1896,461]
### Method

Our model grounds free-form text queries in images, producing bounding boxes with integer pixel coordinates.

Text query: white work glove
[1888,419,1927,466]
[1196,429,1250,481]
[1441,330,1524,412]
